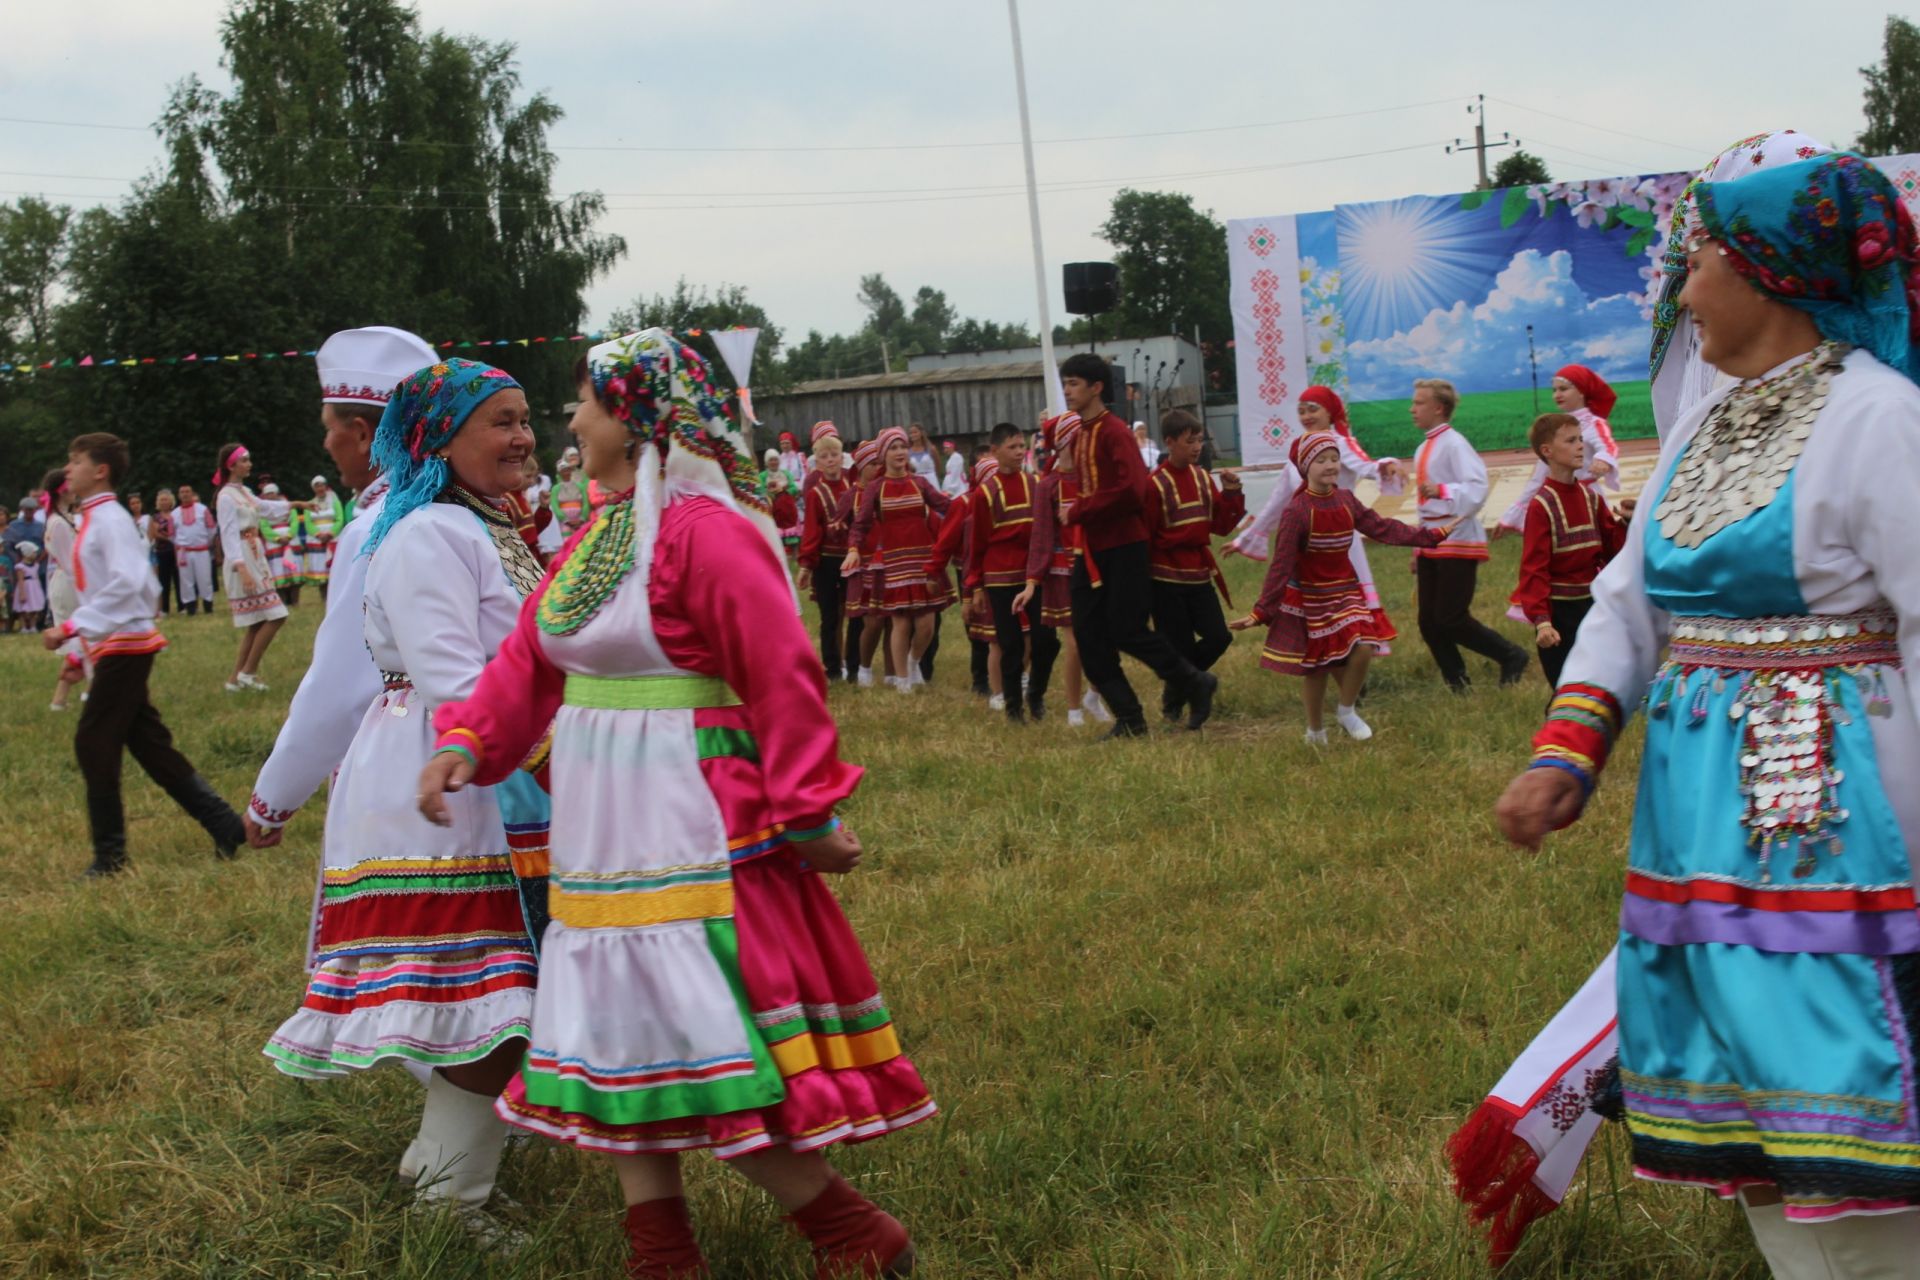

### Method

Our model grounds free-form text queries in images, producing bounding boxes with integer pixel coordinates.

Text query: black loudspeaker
[1063,261,1120,316]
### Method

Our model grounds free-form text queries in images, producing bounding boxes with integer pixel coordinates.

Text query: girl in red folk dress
[420,330,931,1279]
[838,441,885,687]
[1232,432,1452,745]
[842,427,953,693]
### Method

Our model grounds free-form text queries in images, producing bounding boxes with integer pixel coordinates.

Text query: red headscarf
[1298,385,1348,425]
[1554,365,1617,419]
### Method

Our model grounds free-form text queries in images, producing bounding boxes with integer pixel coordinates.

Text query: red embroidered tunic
[1024,470,1078,626]
[1146,463,1245,589]
[1510,476,1627,624]
[797,474,852,569]
[967,471,1037,591]
[1251,486,1442,674]
[1067,410,1150,551]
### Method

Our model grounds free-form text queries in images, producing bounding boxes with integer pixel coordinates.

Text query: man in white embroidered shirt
[53,432,247,876]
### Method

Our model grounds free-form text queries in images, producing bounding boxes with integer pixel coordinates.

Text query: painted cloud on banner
[1347,249,1644,401]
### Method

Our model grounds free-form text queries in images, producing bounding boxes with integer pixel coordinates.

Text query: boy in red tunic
[1508,413,1628,689]
[1058,352,1218,737]
[1146,409,1245,728]
[969,424,1060,723]
[797,432,855,682]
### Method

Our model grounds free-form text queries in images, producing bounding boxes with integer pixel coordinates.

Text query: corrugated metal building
[760,334,1208,446]
[762,361,1050,447]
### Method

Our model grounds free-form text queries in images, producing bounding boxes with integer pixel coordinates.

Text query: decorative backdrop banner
[1226,216,1307,467]
[1228,153,1920,452]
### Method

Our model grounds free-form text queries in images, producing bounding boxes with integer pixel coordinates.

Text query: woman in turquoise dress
[1498,153,1920,1277]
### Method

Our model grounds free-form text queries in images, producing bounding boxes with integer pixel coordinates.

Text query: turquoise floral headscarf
[363,358,523,553]
[1692,152,1920,383]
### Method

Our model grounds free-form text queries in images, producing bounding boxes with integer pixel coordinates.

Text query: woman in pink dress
[419,329,931,1279]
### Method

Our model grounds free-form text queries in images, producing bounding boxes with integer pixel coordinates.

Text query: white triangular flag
[707,327,760,393]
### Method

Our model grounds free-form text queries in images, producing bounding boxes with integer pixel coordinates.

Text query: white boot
[856,666,874,688]
[400,1073,522,1248]
[1067,708,1086,727]
[1334,704,1373,741]
[1810,1209,1920,1280]
[988,693,1006,712]
[1742,1196,1836,1280]
[1304,728,1329,747]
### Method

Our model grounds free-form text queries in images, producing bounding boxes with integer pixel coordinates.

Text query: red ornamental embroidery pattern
[1896,168,1920,219]
[1247,226,1277,258]
[1263,416,1291,449]
[1250,268,1289,407]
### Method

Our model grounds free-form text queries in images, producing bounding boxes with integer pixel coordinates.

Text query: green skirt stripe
[757,1003,896,1043]
[551,866,734,894]
[322,872,519,899]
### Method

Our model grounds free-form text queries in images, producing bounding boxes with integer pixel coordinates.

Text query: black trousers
[987,585,1061,714]
[1415,557,1525,688]
[970,638,992,693]
[812,568,855,681]
[1070,540,1199,722]
[153,541,178,614]
[1150,580,1232,673]
[75,652,203,858]
[1537,596,1594,690]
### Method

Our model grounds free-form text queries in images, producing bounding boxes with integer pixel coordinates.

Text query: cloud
[1346,249,1646,401]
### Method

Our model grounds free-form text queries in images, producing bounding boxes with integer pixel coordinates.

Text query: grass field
[1348,382,1655,458]
[0,543,1770,1279]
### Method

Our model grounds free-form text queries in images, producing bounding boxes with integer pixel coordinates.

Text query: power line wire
[0,97,1462,155]
[1487,97,1708,158]
[0,140,1453,214]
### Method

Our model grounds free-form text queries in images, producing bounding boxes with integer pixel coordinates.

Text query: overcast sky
[3,0,1900,349]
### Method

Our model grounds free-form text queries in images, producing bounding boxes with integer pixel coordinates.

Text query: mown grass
[1349,382,1655,457]
[0,540,1766,1278]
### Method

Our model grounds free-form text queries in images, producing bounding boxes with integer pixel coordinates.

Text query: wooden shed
[760,361,1049,446]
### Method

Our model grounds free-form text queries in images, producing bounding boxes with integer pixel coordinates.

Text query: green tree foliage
[0,198,74,358]
[777,273,1034,383]
[5,0,622,497]
[606,280,785,393]
[1097,189,1232,392]
[1858,15,1920,154]
[1492,151,1551,188]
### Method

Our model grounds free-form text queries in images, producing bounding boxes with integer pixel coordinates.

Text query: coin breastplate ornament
[1655,342,1847,549]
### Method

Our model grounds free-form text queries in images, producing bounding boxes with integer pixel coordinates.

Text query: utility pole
[1446,94,1519,190]
[879,335,891,374]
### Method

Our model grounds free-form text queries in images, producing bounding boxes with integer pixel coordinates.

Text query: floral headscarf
[1649,129,1835,379]
[1691,152,1920,383]
[536,329,781,636]
[364,359,522,554]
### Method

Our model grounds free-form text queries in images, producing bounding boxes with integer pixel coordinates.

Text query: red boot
[787,1175,916,1278]
[623,1197,709,1279]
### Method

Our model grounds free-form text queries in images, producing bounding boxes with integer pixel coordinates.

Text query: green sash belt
[563,673,742,711]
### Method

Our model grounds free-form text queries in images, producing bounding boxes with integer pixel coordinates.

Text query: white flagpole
[1005,0,1064,414]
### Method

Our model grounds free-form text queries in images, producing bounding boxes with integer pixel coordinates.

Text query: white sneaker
[1082,691,1114,723]
[1304,728,1330,747]
[238,672,270,691]
[1067,708,1086,727]
[896,678,917,695]
[1335,705,1374,741]
[224,679,244,693]
[856,667,874,688]
[988,693,1006,711]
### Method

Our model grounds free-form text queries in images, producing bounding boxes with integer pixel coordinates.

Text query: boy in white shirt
[52,432,247,876]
